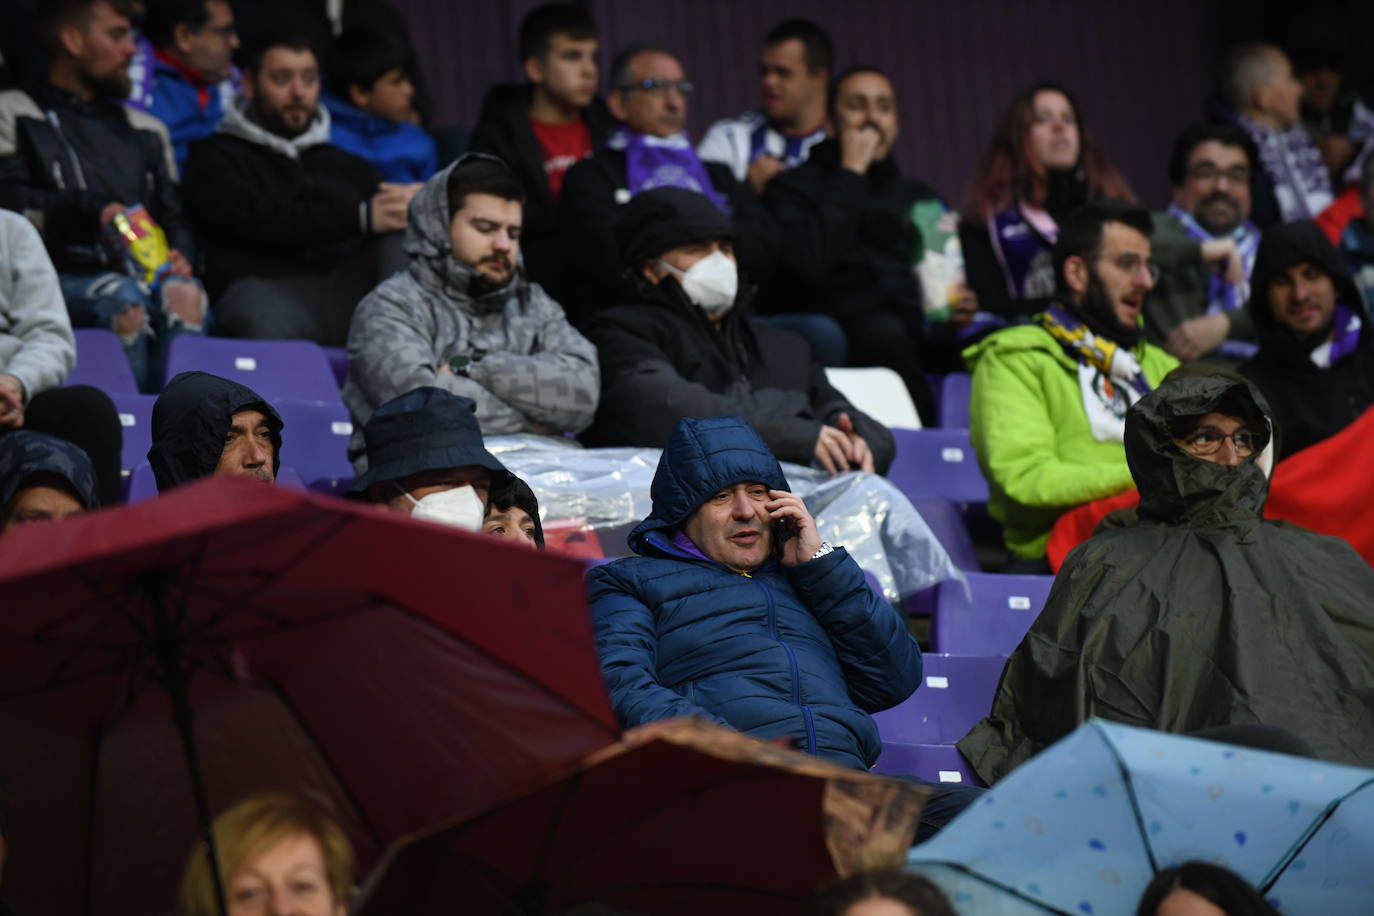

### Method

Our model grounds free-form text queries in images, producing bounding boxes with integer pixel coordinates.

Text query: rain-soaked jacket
[341,155,599,466]
[0,430,98,511]
[586,415,922,771]
[958,375,1374,780]
[148,371,282,492]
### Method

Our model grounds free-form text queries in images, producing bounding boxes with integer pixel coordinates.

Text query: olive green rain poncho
[959,374,1374,782]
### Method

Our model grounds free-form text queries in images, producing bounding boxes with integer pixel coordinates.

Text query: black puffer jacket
[148,371,283,492]
[959,374,1374,780]
[1238,220,1374,457]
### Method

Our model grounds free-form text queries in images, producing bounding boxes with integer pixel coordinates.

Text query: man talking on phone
[587,413,981,841]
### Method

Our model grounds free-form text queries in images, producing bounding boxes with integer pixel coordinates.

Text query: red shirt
[529,116,591,199]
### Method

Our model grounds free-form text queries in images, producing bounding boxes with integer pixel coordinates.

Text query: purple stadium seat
[126,463,306,502]
[110,393,156,497]
[908,496,979,572]
[931,572,1055,656]
[323,346,349,388]
[68,329,140,395]
[887,428,989,505]
[872,742,983,786]
[163,337,341,404]
[939,372,972,428]
[273,400,355,495]
[872,653,1004,746]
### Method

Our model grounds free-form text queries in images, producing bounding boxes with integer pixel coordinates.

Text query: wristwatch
[810,541,835,561]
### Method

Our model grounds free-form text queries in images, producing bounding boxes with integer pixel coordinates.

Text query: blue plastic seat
[163,337,341,404]
[871,742,983,786]
[110,393,157,496]
[887,428,989,505]
[931,572,1055,655]
[939,372,972,428]
[872,653,1004,746]
[273,400,356,494]
[68,329,140,395]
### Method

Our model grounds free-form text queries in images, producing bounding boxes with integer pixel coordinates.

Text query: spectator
[1238,219,1374,457]
[1216,44,1332,225]
[342,154,598,456]
[0,430,99,532]
[482,473,543,549]
[179,793,353,916]
[965,201,1177,571]
[960,81,1135,324]
[323,26,436,183]
[1135,862,1279,916]
[764,66,949,422]
[697,19,832,195]
[0,0,209,393]
[0,209,123,505]
[1336,152,1374,306]
[808,870,957,916]
[136,0,240,169]
[1292,42,1374,186]
[588,414,978,842]
[350,386,511,532]
[580,187,894,474]
[959,373,1374,779]
[559,44,778,319]
[1147,123,1263,365]
[181,29,413,344]
[148,370,283,492]
[468,3,610,296]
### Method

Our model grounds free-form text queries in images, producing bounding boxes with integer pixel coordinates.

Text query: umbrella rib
[82,719,105,916]
[909,861,1072,915]
[1257,774,1374,892]
[1097,723,1160,876]
[528,769,586,887]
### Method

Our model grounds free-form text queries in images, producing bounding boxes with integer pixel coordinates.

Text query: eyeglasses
[1177,426,1259,457]
[620,78,695,97]
[1187,163,1251,185]
[1100,252,1160,284]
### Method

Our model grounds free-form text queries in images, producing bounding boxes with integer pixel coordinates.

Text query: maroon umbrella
[0,476,619,916]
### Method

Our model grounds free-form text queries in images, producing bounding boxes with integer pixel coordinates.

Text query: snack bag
[103,203,170,288]
[908,198,966,318]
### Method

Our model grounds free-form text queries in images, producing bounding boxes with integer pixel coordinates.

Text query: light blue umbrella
[907,719,1374,915]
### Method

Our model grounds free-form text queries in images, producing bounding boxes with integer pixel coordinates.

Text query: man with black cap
[0,429,99,531]
[580,186,894,475]
[350,386,512,532]
[148,370,283,492]
[1238,219,1374,457]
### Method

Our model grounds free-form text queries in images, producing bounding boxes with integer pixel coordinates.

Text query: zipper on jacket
[45,111,89,190]
[757,577,816,756]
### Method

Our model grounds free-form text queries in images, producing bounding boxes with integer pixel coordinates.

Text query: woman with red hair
[959,82,1136,323]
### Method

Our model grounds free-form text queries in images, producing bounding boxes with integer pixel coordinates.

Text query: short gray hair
[1221,43,1284,113]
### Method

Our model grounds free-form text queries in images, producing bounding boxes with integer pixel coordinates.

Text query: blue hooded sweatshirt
[586,415,922,770]
[323,92,437,183]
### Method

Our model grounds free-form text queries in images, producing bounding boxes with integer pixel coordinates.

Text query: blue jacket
[322,92,438,184]
[587,415,922,770]
[145,55,230,170]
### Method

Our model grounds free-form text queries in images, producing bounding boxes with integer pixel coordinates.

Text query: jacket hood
[403,154,525,310]
[613,186,736,268]
[149,371,283,492]
[1125,374,1273,526]
[216,94,332,159]
[0,430,99,511]
[321,91,393,136]
[628,415,789,554]
[1245,220,1367,353]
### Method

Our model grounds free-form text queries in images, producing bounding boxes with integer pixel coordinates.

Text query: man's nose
[730,491,755,518]
[1218,439,1242,466]
[492,231,513,252]
[246,439,271,467]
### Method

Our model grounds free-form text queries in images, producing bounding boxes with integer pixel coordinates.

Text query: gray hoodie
[0,211,75,401]
[341,158,599,466]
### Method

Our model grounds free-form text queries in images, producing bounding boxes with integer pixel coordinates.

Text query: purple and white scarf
[1310,303,1363,369]
[1039,305,1153,442]
[1167,205,1261,360]
[988,203,1058,300]
[608,126,731,215]
[1238,116,1333,222]
[748,119,828,169]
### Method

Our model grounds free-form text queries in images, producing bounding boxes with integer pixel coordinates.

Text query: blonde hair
[179,793,355,916]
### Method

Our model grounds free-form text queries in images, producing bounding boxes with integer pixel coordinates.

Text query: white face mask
[398,483,484,531]
[658,250,738,316]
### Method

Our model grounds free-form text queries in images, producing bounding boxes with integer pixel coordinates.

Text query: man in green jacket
[1146,123,1263,366]
[965,200,1178,571]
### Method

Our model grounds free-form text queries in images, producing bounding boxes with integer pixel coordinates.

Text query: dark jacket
[0,82,196,272]
[468,83,613,294]
[558,146,779,319]
[0,429,98,510]
[148,371,283,492]
[587,415,922,771]
[1238,220,1374,457]
[181,99,383,298]
[958,375,1374,779]
[763,139,933,325]
[581,280,895,472]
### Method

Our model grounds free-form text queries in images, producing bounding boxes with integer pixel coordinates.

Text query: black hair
[808,870,957,916]
[446,155,526,216]
[37,0,135,57]
[518,3,597,63]
[484,475,544,548]
[827,64,889,114]
[142,0,212,49]
[326,26,411,96]
[608,43,674,94]
[241,28,317,75]
[1135,862,1279,916]
[763,18,833,73]
[1289,41,1345,77]
[1167,122,1258,186]
[1051,199,1154,299]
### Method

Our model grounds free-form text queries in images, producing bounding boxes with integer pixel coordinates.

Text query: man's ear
[241,69,257,101]
[347,82,370,110]
[522,55,544,86]
[171,21,195,57]
[640,259,665,284]
[57,23,86,60]
[1064,254,1090,296]
[607,89,628,122]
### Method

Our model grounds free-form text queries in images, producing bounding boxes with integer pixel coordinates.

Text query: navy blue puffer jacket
[587,415,922,770]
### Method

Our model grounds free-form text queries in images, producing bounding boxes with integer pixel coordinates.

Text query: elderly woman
[179,794,354,916]
[958,373,1374,782]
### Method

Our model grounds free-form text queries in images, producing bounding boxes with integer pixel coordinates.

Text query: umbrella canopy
[907,719,1374,915]
[354,717,930,916]
[0,476,620,916]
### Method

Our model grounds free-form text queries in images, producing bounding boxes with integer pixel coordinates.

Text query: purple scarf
[989,204,1057,300]
[1167,205,1261,361]
[1237,115,1333,222]
[609,126,731,215]
[1311,303,1364,369]
[748,118,827,169]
